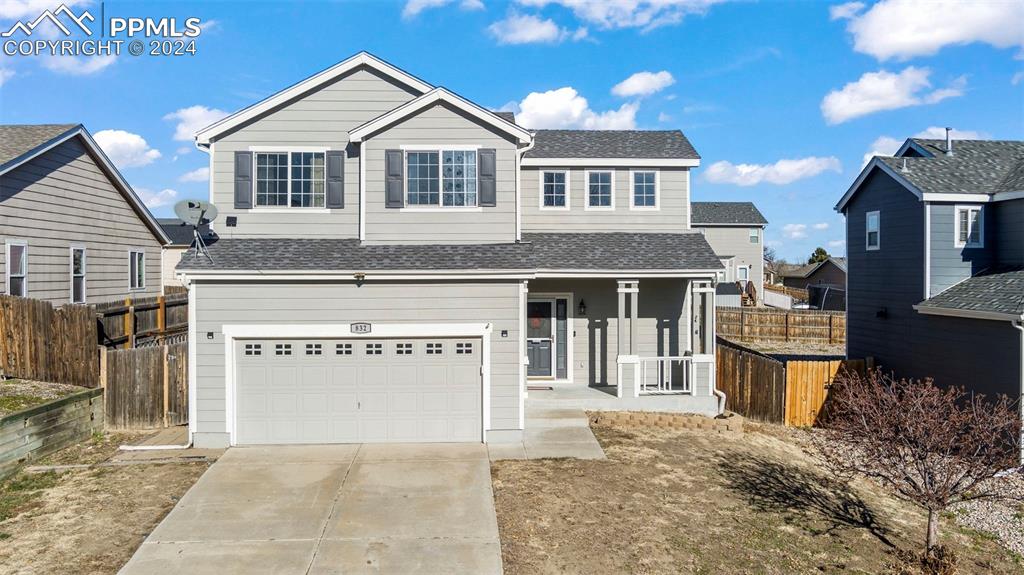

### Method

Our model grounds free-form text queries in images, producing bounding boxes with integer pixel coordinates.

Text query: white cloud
[821,67,965,125]
[828,2,864,21]
[704,156,841,186]
[834,0,1024,61]
[862,135,903,165]
[198,19,221,33]
[657,112,672,123]
[93,130,161,169]
[41,54,116,76]
[0,0,88,18]
[517,0,725,32]
[488,13,574,44]
[0,67,13,87]
[612,70,675,97]
[134,187,178,209]
[782,224,808,240]
[507,87,638,129]
[828,239,847,250]
[1013,71,1024,86]
[179,167,210,183]
[862,127,986,165]
[813,222,830,230]
[163,105,230,141]
[403,0,484,18]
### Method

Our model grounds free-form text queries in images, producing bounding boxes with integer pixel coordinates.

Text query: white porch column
[616,280,640,397]
[519,280,528,428]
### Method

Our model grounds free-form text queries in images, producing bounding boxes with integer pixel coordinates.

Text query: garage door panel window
[305,343,323,356]
[426,342,444,355]
[244,343,262,356]
[275,343,292,356]
[365,343,383,355]
[336,343,352,355]
[395,342,414,355]
[456,342,474,355]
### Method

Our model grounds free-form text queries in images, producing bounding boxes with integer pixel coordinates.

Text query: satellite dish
[172,199,218,262]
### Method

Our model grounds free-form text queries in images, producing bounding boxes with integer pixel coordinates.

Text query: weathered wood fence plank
[716,306,845,345]
[101,341,188,429]
[0,296,99,387]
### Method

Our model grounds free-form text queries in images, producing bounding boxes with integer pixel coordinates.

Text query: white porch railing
[637,356,693,395]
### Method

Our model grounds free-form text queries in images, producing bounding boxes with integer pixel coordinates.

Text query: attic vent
[945,127,953,156]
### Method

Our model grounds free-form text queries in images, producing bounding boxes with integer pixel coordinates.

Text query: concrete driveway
[120,444,502,574]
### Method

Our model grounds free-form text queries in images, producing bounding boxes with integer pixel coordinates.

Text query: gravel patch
[0,379,87,417]
[954,471,1024,557]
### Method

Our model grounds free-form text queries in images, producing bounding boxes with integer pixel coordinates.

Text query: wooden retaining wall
[0,388,104,479]
[101,341,187,429]
[716,306,846,345]
[0,296,99,387]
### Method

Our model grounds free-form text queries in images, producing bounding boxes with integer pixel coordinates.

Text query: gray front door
[527,301,553,377]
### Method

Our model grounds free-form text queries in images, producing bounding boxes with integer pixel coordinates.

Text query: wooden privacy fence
[100,341,187,429]
[96,293,188,348]
[716,306,846,345]
[0,295,99,387]
[716,338,867,426]
[762,283,809,302]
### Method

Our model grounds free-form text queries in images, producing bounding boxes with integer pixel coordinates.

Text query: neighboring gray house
[779,257,847,290]
[0,124,168,305]
[836,133,1023,403]
[178,52,725,448]
[158,218,215,292]
[691,201,767,305]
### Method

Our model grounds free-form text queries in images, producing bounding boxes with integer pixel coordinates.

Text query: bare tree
[812,370,1022,555]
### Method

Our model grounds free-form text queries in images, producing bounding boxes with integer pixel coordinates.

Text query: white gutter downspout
[1013,320,1024,465]
[515,135,536,243]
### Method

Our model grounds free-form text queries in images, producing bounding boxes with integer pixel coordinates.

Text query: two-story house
[178,52,725,449]
[691,201,767,305]
[1,124,168,305]
[836,133,1023,406]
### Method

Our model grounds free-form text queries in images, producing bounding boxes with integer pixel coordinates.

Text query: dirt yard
[722,337,846,358]
[492,417,1022,574]
[0,379,86,416]
[0,432,211,574]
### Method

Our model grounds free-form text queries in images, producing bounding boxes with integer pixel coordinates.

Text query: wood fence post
[98,346,107,390]
[157,296,166,343]
[827,314,834,344]
[740,308,746,340]
[784,312,790,342]
[162,344,170,428]
[123,298,134,349]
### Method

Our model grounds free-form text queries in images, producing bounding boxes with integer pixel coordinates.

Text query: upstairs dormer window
[955,205,983,248]
[540,170,568,210]
[255,151,325,208]
[630,170,658,210]
[586,170,614,210]
[406,149,477,207]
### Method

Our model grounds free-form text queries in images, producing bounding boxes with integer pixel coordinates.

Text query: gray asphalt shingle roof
[177,232,722,273]
[158,218,216,246]
[691,202,768,225]
[494,111,516,124]
[917,268,1024,318]
[526,130,699,159]
[877,139,1024,196]
[0,124,78,169]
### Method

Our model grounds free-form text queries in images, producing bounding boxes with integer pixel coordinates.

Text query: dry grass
[492,417,1021,575]
[0,379,86,417]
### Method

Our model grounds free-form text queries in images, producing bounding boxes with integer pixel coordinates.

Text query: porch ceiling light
[578,299,587,316]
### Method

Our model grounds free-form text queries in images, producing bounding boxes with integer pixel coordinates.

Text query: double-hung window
[6,241,27,297]
[255,151,325,208]
[955,206,983,248]
[541,171,568,209]
[631,170,657,209]
[405,149,477,207]
[586,170,613,209]
[749,228,759,244]
[865,211,880,250]
[70,247,86,304]
[129,250,145,290]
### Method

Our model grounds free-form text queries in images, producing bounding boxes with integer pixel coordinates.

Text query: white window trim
[538,169,570,211]
[129,249,146,291]
[748,228,760,244]
[629,169,660,211]
[5,239,27,297]
[583,169,616,211]
[249,147,330,210]
[69,245,86,304]
[403,148,481,210]
[953,204,984,248]
[865,210,880,251]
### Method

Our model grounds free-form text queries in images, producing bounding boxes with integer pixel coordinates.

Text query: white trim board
[220,322,494,446]
[196,52,433,145]
[179,269,721,282]
[913,305,1023,323]
[522,158,699,167]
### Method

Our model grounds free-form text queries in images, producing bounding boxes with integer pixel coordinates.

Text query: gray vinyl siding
[520,167,690,232]
[162,247,186,290]
[928,202,995,296]
[527,278,701,393]
[995,198,1024,266]
[846,169,1020,399]
[192,280,521,444]
[208,66,420,239]
[362,103,518,244]
[694,225,764,292]
[0,138,162,304]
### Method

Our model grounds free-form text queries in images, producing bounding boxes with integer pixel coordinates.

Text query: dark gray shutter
[326,150,344,208]
[234,151,253,209]
[478,148,496,207]
[385,149,404,208]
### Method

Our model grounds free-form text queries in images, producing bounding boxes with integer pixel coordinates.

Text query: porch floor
[526,384,719,417]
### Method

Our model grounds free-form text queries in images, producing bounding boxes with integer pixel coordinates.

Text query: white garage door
[235,337,482,444]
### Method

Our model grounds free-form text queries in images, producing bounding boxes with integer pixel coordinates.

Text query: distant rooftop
[526,130,699,160]
[878,138,1024,196]
[691,202,767,225]
[0,124,78,168]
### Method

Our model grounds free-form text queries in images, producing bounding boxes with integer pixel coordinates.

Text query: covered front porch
[522,276,720,417]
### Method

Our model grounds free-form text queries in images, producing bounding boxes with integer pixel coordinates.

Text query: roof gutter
[913,304,1024,323]
[515,136,537,243]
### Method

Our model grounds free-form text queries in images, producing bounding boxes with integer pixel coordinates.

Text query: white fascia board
[223,322,492,339]
[522,157,699,168]
[894,139,934,158]
[835,158,924,212]
[195,52,433,146]
[180,270,535,282]
[913,304,1023,323]
[535,269,719,278]
[349,88,533,144]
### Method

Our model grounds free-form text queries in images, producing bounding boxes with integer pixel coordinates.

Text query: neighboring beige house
[0,124,168,305]
[691,202,768,305]
[158,218,215,292]
[179,52,725,449]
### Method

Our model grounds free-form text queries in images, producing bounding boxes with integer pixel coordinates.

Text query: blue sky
[1,0,1021,262]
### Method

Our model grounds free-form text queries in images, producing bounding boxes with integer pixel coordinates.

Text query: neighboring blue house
[836,132,1023,402]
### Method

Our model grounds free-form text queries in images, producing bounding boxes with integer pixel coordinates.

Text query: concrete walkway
[120,444,502,575]
[487,406,606,461]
